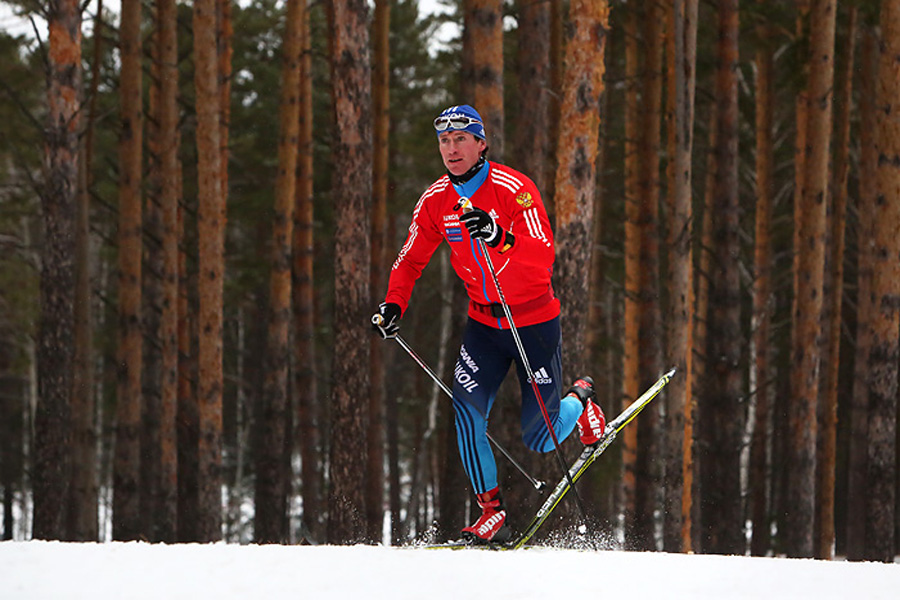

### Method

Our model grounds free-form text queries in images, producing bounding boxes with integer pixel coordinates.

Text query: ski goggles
[433,115,483,132]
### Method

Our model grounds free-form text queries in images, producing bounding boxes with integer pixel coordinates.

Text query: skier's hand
[371,302,401,339]
[460,207,502,248]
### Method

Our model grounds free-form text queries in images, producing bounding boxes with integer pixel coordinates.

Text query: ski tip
[663,367,677,379]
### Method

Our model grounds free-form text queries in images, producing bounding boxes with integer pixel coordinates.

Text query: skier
[372,104,606,544]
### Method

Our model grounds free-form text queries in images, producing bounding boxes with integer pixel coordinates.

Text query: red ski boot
[461,486,512,543]
[567,376,606,445]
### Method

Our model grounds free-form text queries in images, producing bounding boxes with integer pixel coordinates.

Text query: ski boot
[567,376,606,445]
[461,486,512,544]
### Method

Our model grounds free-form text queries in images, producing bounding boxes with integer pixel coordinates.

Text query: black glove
[459,207,502,248]
[372,302,401,339]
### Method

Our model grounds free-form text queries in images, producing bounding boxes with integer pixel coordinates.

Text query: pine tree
[194,0,226,542]
[112,0,144,542]
[327,0,373,544]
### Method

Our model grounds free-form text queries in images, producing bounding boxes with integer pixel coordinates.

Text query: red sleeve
[384,193,444,314]
[500,177,554,269]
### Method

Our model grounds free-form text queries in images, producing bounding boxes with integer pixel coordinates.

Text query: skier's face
[438,131,487,176]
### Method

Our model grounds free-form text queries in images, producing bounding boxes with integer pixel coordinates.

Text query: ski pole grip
[372,314,384,326]
[454,197,473,213]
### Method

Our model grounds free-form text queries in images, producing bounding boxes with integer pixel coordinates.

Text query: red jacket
[385,162,559,329]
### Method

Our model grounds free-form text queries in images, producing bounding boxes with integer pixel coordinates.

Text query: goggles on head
[434,114,483,132]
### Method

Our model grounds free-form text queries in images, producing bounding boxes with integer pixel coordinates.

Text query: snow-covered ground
[2,540,898,599]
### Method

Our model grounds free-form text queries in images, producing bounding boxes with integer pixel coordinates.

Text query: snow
[2,540,898,599]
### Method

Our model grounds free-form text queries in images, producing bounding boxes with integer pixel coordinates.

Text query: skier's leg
[451,319,511,494]
[513,317,582,452]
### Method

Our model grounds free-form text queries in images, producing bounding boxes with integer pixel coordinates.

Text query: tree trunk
[33,0,81,536]
[663,0,697,554]
[846,23,879,563]
[294,0,321,544]
[786,0,835,559]
[367,0,390,545]
[693,63,719,560]
[155,0,180,544]
[554,0,608,378]
[514,0,551,191]
[701,0,743,555]
[327,0,372,545]
[425,253,455,542]
[217,0,233,204]
[544,0,564,215]
[176,160,199,542]
[0,339,23,540]
[750,13,774,558]
[194,0,225,542]
[788,3,810,550]
[586,70,609,395]
[621,1,641,534]
[385,383,400,544]
[865,0,900,562]
[817,4,855,560]
[215,1,234,539]
[112,0,143,542]
[144,27,164,543]
[791,0,809,363]
[633,0,664,551]
[67,0,102,543]
[437,279,470,542]
[254,0,304,544]
[466,0,504,161]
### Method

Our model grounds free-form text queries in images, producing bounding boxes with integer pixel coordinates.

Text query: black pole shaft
[372,317,546,491]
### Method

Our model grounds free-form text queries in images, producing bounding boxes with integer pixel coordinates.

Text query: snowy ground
[2,540,899,599]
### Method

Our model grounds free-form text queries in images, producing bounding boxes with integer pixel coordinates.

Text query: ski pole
[372,315,547,491]
[457,197,589,521]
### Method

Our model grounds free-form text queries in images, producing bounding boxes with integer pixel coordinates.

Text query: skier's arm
[383,197,443,315]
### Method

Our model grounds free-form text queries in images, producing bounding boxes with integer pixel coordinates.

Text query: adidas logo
[529,367,552,385]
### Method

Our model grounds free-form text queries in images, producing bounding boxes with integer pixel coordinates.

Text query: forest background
[0,0,898,565]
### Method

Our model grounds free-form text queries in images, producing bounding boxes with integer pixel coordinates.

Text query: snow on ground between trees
[2,540,899,599]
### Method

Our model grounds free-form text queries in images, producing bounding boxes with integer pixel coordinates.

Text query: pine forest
[0,0,898,562]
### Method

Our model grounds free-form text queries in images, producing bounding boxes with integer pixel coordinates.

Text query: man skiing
[372,104,606,544]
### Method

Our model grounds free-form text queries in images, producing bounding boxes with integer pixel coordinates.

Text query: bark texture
[663,0,697,554]
[327,0,373,544]
[68,0,101,542]
[515,0,551,191]
[466,0,504,160]
[194,0,225,542]
[701,0,743,555]
[255,0,304,544]
[112,0,143,542]
[33,0,81,540]
[817,4,855,560]
[865,0,900,563]
[846,24,878,562]
[554,0,608,378]
[294,0,321,543]
[786,0,835,558]
[366,0,390,544]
